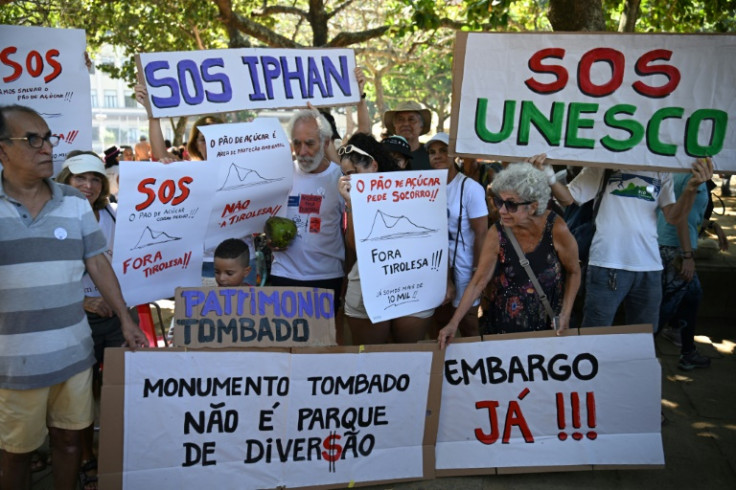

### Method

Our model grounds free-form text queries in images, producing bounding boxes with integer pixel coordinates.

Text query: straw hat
[383,101,432,136]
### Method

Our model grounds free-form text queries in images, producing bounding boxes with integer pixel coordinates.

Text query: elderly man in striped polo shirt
[0,105,147,490]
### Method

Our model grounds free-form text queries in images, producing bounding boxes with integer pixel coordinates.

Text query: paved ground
[29,180,736,489]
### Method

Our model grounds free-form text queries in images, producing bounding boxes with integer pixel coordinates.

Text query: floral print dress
[480,212,563,334]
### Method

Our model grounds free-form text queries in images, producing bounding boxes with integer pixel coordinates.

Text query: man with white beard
[269,109,345,317]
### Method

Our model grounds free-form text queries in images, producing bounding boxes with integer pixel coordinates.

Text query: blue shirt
[657,173,707,250]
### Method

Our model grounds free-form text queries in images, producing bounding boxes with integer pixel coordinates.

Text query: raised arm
[354,67,371,135]
[661,158,714,225]
[135,84,177,162]
[527,153,575,206]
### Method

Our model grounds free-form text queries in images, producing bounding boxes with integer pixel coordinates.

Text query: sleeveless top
[481,212,563,334]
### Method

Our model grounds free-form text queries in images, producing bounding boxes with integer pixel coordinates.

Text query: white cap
[62,154,106,175]
[425,131,450,148]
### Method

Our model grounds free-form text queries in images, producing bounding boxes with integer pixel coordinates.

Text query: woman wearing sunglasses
[438,162,581,349]
[337,133,436,344]
[427,132,489,341]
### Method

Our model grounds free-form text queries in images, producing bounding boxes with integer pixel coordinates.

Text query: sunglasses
[491,195,534,213]
[337,144,374,161]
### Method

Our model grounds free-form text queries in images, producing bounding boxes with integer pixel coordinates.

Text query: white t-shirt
[447,174,488,305]
[83,203,117,297]
[568,167,675,271]
[270,162,345,281]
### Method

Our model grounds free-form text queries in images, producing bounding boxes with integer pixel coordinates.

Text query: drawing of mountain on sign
[360,209,438,241]
[218,163,284,191]
[132,226,182,249]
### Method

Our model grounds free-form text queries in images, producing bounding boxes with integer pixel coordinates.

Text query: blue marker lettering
[144,60,180,109]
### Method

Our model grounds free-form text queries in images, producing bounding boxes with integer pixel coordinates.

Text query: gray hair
[490,162,550,216]
[287,109,332,143]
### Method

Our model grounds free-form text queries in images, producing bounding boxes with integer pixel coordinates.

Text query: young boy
[214,238,252,287]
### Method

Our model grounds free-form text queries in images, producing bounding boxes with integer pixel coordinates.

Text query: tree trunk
[309,0,328,46]
[437,110,448,134]
[170,117,189,146]
[618,0,641,32]
[548,0,605,31]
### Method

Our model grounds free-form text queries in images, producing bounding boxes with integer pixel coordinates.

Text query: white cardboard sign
[0,25,92,171]
[349,170,449,322]
[120,349,434,489]
[436,330,664,471]
[198,118,293,254]
[112,160,217,305]
[451,32,736,172]
[137,48,359,118]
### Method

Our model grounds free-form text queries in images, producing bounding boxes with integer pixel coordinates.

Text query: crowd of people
[0,63,730,489]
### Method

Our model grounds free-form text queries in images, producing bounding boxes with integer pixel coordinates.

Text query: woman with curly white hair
[439,161,581,348]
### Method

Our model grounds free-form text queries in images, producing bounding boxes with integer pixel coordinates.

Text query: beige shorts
[344,275,434,320]
[0,368,93,453]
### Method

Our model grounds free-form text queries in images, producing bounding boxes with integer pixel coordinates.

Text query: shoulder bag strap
[451,176,467,267]
[105,204,116,222]
[503,223,556,321]
[591,169,613,221]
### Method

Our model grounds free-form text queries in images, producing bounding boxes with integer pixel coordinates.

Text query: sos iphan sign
[136,47,360,118]
[450,32,736,173]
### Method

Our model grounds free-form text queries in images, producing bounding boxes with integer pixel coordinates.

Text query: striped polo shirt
[0,175,106,390]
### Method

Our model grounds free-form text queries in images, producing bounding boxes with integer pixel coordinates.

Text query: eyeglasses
[491,195,534,213]
[337,144,374,161]
[1,132,60,149]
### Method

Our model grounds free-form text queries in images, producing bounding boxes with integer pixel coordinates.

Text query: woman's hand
[688,157,714,187]
[84,51,93,71]
[338,175,352,201]
[438,323,459,350]
[525,153,548,169]
[355,67,366,95]
[526,153,557,185]
[134,84,153,115]
[555,311,571,336]
[84,297,114,317]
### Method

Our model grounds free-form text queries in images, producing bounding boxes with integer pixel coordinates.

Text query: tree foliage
[2,0,734,139]
[604,0,736,32]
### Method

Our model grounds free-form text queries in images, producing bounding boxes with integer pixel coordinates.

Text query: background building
[89,45,174,154]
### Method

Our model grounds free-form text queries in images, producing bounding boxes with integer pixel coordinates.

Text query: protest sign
[98,345,442,489]
[436,326,664,474]
[112,160,217,306]
[451,32,736,173]
[348,169,449,322]
[137,48,359,118]
[172,286,337,348]
[198,118,292,254]
[0,25,92,170]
